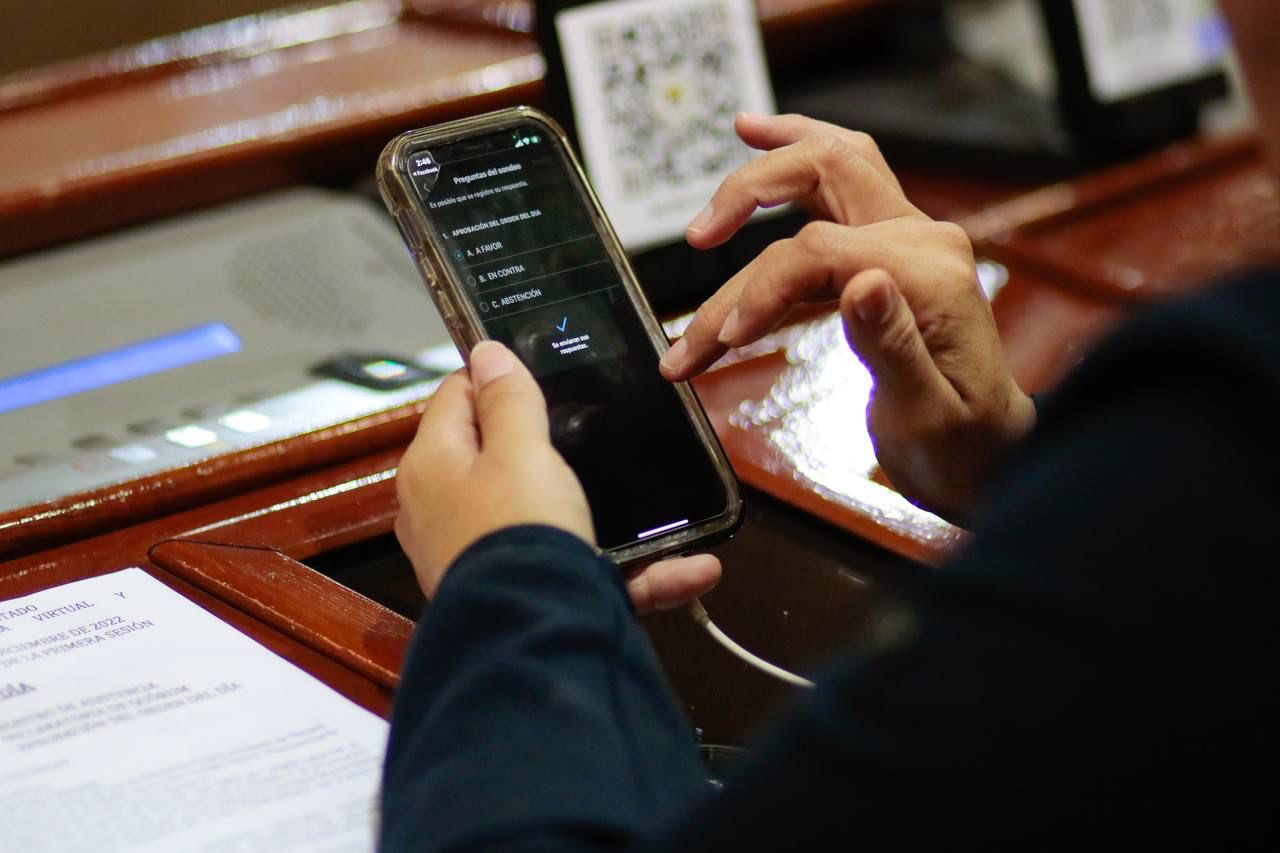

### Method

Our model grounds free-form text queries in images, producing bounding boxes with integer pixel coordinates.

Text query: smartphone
[377,106,743,566]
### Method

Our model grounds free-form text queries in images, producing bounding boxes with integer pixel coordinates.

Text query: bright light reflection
[731,314,878,478]
[728,313,961,548]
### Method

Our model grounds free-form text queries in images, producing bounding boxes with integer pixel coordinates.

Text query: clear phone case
[376,106,742,566]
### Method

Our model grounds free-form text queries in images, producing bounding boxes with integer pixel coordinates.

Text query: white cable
[689,599,815,689]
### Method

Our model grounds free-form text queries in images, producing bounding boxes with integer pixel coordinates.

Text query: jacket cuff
[435,524,627,604]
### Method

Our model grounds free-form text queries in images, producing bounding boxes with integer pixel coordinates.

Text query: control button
[72,453,125,474]
[13,452,56,469]
[181,403,228,420]
[219,410,272,434]
[109,444,160,464]
[164,425,220,449]
[71,434,115,451]
[312,353,443,391]
[365,360,409,381]
[128,417,175,437]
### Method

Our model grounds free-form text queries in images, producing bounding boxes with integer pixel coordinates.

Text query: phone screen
[404,123,731,551]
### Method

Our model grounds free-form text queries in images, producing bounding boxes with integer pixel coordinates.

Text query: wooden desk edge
[150,538,414,689]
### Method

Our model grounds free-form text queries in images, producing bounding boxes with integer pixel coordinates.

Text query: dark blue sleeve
[382,273,1280,851]
[379,525,708,853]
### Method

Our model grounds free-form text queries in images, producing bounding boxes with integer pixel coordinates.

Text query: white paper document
[0,568,389,852]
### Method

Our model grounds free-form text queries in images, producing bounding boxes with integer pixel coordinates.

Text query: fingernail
[718,308,740,344]
[660,337,689,374]
[855,279,894,326]
[738,111,766,121]
[469,340,515,388]
[687,203,714,234]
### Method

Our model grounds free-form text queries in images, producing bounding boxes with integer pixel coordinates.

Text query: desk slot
[150,539,414,689]
[303,534,425,621]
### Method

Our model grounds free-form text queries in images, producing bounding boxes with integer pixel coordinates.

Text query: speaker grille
[230,229,373,337]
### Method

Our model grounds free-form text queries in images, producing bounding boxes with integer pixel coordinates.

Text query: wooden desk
[2,0,1276,740]
[965,134,1280,301]
[0,248,1164,738]
[3,0,1271,565]
[0,0,922,563]
[0,0,888,260]
[0,432,919,741]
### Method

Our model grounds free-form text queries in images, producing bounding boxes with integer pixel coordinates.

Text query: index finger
[735,113,902,191]
[686,134,916,250]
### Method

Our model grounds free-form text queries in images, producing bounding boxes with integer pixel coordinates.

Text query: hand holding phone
[394,339,723,608]
[377,107,742,566]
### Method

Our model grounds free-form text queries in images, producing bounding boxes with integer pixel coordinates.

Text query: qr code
[1098,0,1175,46]
[588,0,751,200]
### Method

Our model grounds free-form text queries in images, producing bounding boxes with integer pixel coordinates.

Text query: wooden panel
[0,0,312,79]
[0,0,885,260]
[0,17,541,259]
[0,448,407,707]
[965,134,1280,302]
[993,268,1123,392]
[152,539,415,688]
[0,1,524,111]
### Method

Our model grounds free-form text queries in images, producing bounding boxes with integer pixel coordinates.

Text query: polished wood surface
[0,450,407,705]
[0,13,537,258]
[153,539,415,688]
[0,0,884,260]
[966,134,1280,301]
[0,0,304,79]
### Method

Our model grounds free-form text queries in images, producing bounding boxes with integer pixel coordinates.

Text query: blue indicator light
[0,323,242,415]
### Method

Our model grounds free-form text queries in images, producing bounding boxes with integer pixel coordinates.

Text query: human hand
[395,341,723,606]
[659,113,1035,523]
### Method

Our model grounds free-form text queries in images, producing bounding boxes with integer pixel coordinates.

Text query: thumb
[839,269,943,400]
[468,341,549,453]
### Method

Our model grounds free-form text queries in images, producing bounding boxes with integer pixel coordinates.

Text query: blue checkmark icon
[556,316,568,333]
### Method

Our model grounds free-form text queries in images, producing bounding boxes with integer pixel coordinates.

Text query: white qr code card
[1073,0,1227,102]
[556,0,777,251]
